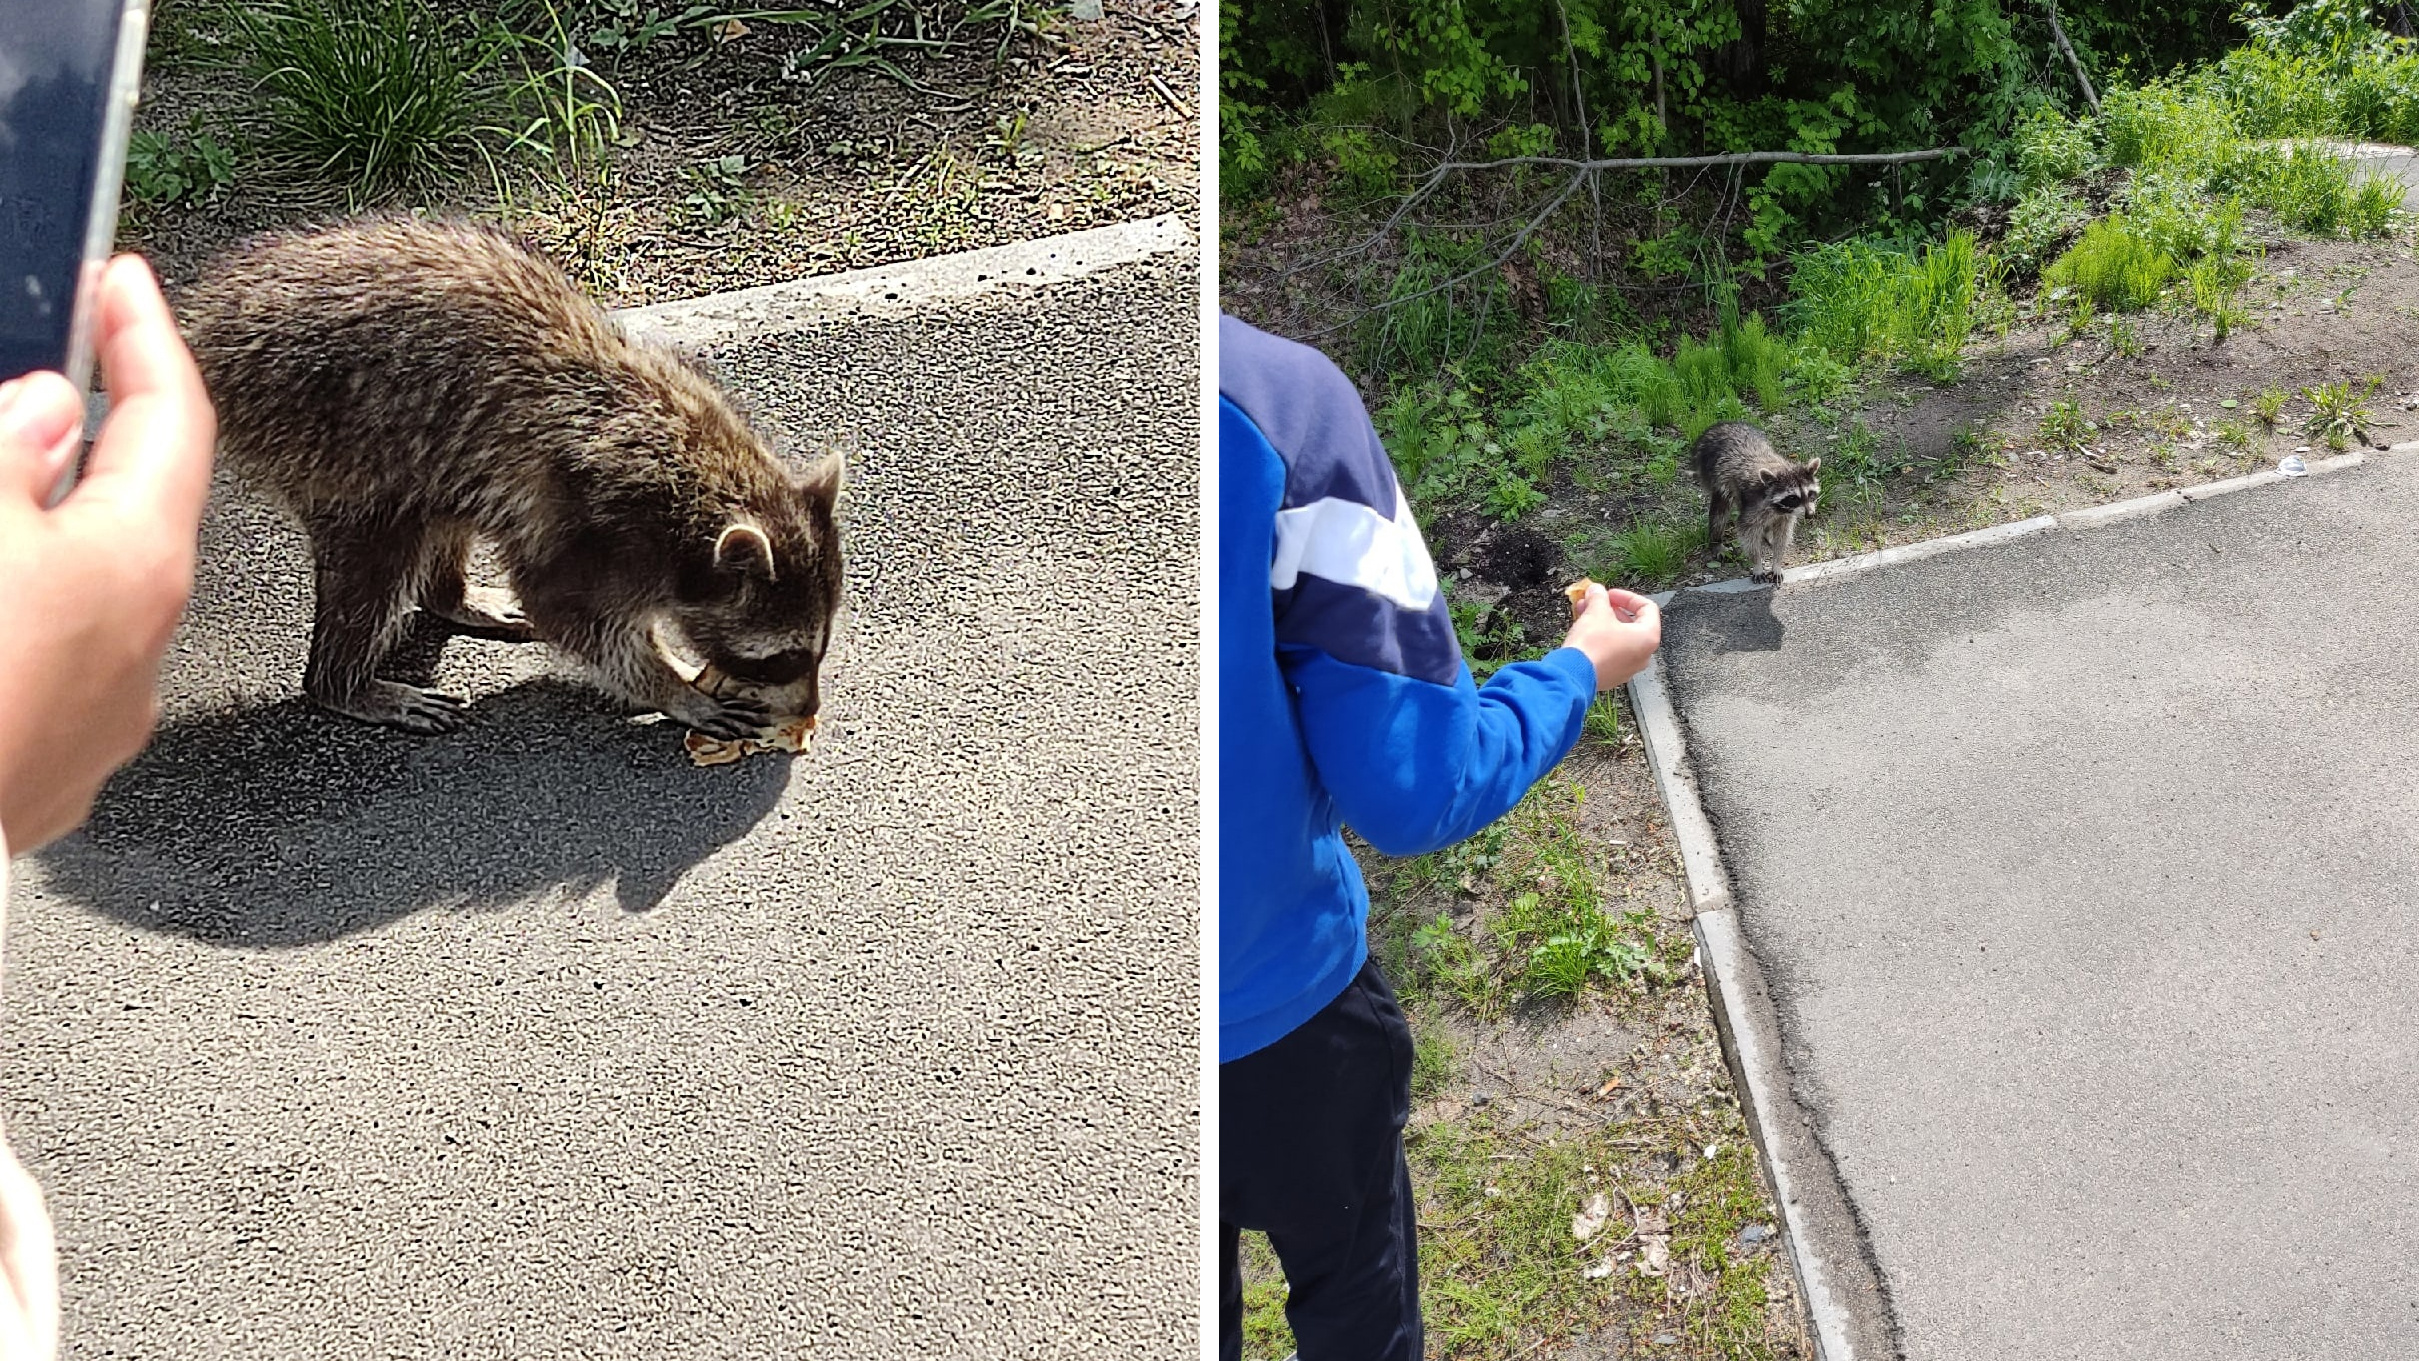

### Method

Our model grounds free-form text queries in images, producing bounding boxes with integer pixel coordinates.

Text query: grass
[218,0,622,201]
[2044,216,2174,312]
[1785,232,1983,380]
[227,0,497,197]
[2301,375,2381,450]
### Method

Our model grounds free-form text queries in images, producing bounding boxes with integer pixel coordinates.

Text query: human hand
[0,255,215,857]
[1561,582,1661,691]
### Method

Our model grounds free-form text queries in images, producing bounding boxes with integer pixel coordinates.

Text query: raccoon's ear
[714,522,778,580]
[1806,457,1821,475]
[793,452,846,506]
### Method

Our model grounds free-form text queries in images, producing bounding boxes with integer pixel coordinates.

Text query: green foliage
[1609,519,1699,585]
[2000,185,2090,278]
[226,0,497,196]
[2015,107,2096,187]
[2254,384,2288,425]
[124,123,237,208]
[1357,232,1506,374]
[2039,399,2094,451]
[2302,374,2382,449]
[1786,231,1982,377]
[2044,215,2174,311]
[2349,173,2404,235]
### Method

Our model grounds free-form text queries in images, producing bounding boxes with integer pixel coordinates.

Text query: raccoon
[175,215,844,738]
[1693,421,1820,586]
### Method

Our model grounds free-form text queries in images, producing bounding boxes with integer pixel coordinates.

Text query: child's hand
[1562,583,1661,691]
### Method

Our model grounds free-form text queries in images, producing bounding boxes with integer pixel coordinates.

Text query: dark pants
[1219,957,1421,1361]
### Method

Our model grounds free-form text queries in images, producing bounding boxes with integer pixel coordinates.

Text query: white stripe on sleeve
[1270,489,1441,611]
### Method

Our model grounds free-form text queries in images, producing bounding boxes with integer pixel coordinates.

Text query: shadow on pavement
[1671,587,1788,654]
[30,676,788,948]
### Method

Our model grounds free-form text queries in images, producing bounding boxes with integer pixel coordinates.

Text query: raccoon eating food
[176,215,844,738]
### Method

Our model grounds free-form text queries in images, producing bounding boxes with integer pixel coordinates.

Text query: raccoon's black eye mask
[1773,492,1809,510]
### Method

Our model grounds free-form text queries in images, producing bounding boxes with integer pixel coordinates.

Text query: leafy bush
[2015,107,2097,187]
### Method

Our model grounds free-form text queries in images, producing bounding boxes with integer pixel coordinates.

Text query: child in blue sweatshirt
[1218,314,1664,1360]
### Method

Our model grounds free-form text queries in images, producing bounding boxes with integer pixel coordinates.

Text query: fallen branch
[1423,147,1967,175]
[1303,168,1589,338]
[2043,0,2101,116]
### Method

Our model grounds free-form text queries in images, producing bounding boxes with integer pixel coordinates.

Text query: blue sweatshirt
[1217,316,1601,1062]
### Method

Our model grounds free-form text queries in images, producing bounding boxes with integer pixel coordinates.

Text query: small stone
[1741,1224,1773,1243]
[1654,1334,1680,1347]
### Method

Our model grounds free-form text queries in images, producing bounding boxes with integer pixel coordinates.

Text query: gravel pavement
[3,225,1200,1359]
[1659,457,2419,1359]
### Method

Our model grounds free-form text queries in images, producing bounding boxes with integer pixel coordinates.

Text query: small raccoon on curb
[1693,421,1821,585]
[176,215,844,737]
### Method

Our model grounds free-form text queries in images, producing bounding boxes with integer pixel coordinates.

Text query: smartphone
[0,0,150,501]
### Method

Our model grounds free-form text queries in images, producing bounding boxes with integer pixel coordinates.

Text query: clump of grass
[2039,399,2095,451]
[2349,174,2403,236]
[2302,375,2381,450]
[2108,316,2144,358]
[2188,254,2255,339]
[228,0,495,197]
[2044,215,2175,312]
[2254,385,2289,426]
[1610,519,1699,585]
[1787,231,1983,378]
[2218,419,2254,450]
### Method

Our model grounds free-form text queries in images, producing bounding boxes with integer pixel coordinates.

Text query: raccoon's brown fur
[176,214,844,736]
[1692,421,1820,585]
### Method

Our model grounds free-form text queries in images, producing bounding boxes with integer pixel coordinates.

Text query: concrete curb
[1624,446,2404,1358]
[616,213,1196,347]
[1629,650,1874,1361]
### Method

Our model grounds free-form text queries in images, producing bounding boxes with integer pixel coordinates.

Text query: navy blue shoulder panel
[1217,315,1399,515]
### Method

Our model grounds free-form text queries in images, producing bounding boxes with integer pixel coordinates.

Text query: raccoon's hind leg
[418,522,539,643]
[302,517,469,735]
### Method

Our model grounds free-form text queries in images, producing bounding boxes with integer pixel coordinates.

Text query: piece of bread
[1564,577,1602,619]
[683,662,816,766]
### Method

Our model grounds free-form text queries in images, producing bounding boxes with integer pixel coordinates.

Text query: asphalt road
[1660,460,2419,1359]
[2,232,1199,1358]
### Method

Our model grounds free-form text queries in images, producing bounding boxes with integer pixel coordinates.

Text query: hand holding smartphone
[0,0,151,505]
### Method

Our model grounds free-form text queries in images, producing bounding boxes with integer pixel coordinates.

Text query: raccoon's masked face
[676,453,846,718]
[1764,457,1821,519]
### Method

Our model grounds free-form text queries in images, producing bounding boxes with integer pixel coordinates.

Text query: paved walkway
[3,219,1199,1359]
[1648,454,2419,1359]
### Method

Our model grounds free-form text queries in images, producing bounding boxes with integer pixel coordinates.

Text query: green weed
[1609,519,1699,585]
[2254,385,2288,426]
[124,122,237,208]
[2302,375,2381,450]
[2039,399,2095,452]
[2350,174,2403,236]
[2044,216,2175,312]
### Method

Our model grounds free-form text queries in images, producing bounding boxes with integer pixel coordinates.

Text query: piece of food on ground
[683,715,817,767]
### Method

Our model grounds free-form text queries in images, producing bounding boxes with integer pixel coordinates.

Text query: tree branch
[1301,169,1592,340]
[2043,0,2101,116]
[1429,147,1967,175]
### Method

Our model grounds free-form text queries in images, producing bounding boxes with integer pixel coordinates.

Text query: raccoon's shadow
[29,678,788,948]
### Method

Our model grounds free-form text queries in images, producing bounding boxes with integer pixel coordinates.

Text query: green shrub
[2000,186,2091,278]
[2045,215,2175,311]
[2015,107,2096,187]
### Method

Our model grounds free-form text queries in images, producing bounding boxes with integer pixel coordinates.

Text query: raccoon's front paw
[671,688,772,740]
[319,681,470,735]
[1750,568,1781,585]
